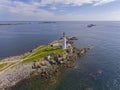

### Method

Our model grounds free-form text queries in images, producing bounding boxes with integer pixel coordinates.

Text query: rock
[0,88,5,90]
[69,37,78,40]
[87,45,93,50]
[49,60,56,65]
[32,60,48,69]
[66,49,71,53]
[59,61,64,64]
[45,55,51,60]
[57,57,62,62]
[54,56,58,61]
[98,70,103,74]
[40,61,47,66]
[62,54,66,59]
[0,80,2,84]
[79,48,87,56]
[29,50,33,53]
[33,61,41,69]
[30,71,38,76]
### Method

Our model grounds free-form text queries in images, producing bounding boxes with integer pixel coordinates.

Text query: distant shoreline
[0,21,56,26]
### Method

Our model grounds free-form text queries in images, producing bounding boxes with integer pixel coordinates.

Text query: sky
[0,0,120,21]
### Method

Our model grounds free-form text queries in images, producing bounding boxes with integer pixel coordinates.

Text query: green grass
[0,62,16,71]
[0,63,7,68]
[22,45,64,63]
[0,45,64,71]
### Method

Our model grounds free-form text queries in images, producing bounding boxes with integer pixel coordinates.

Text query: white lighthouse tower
[62,32,67,49]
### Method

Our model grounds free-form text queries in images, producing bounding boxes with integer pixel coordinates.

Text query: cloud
[0,0,55,20]
[94,0,115,6]
[0,0,117,21]
[40,0,115,6]
[50,6,57,10]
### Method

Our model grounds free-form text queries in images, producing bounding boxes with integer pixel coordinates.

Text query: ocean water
[0,21,120,90]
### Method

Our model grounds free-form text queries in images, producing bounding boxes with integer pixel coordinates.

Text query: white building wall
[62,36,67,49]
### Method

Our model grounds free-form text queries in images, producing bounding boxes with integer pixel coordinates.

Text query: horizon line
[0,20,120,22]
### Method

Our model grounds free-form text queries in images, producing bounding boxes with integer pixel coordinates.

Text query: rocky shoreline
[0,37,92,90]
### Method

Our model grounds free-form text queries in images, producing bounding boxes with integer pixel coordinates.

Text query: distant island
[87,24,96,28]
[0,23,31,26]
[0,22,56,26]
[42,21,56,23]
[0,33,92,90]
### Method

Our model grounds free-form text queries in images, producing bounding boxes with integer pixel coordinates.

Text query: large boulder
[40,61,47,66]
[32,60,47,69]
[33,61,41,68]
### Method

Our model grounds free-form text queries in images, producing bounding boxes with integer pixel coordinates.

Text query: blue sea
[0,21,120,90]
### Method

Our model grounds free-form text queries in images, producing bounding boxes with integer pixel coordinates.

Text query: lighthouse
[62,32,67,49]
